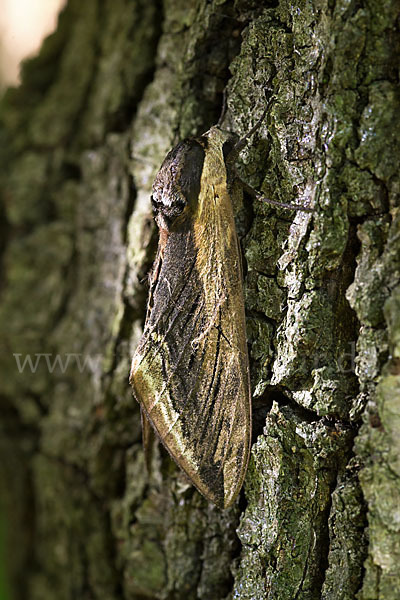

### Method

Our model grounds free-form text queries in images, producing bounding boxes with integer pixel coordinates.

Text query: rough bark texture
[0,0,399,599]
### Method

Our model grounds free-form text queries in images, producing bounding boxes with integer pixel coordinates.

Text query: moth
[130,107,308,508]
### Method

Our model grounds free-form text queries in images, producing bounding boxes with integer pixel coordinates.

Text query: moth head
[200,126,239,174]
[203,125,238,149]
[151,139,205,231]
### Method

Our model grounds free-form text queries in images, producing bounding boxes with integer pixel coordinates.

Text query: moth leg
[141,406,156,472]
[238,176,313,213]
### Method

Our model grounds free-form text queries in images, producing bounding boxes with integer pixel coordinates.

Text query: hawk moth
[130,109,309,508]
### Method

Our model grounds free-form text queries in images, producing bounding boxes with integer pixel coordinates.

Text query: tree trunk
[0,0,399,599]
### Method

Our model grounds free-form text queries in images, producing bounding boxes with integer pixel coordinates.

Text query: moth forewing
[130,126,252,509]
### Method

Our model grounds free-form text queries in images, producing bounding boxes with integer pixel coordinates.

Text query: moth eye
[151,193,166,218]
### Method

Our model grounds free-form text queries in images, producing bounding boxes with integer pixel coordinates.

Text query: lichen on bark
[0,0,399,599]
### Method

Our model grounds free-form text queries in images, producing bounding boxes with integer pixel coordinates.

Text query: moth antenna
[232,104,268,156]
[225,95,273,165]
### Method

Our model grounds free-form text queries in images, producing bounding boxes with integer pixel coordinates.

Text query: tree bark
[0,0,399,599]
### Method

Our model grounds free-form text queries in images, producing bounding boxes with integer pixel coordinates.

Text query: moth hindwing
[130,125,251,509]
